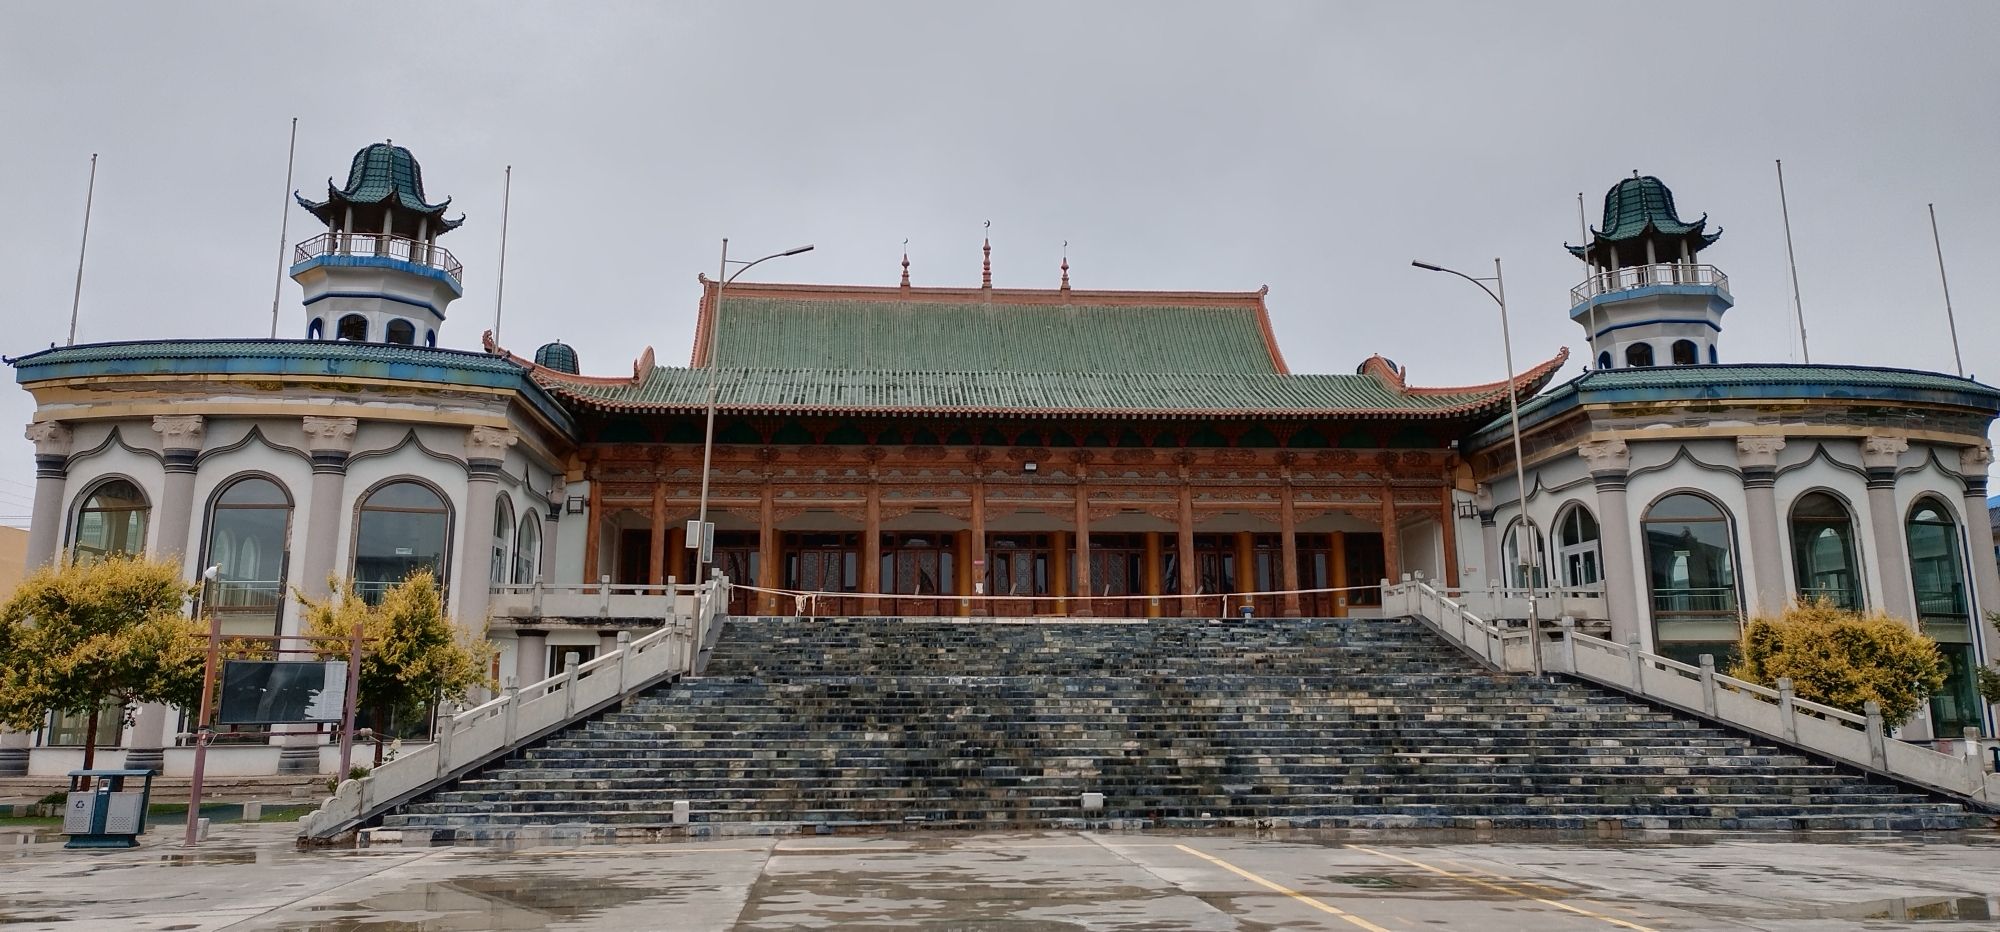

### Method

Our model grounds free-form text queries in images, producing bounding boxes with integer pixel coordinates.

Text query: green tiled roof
[1468,363,2000,448]
[705,296,1284,374]
[296,142,463,232]
[12,339,521,375]
[540,365,1553,419]
[1566,175,1720,261]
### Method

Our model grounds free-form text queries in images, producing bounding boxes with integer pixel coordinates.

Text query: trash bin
[1238,604,1254,619]
[63,769,156,849]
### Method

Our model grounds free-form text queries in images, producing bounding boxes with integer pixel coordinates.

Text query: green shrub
[1731,600,1944,725]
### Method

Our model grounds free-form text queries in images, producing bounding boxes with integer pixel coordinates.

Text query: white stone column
[515,629,548,684]
[1863,435,1915,623]
[1958,446,2000,662]
[1580,439,1642,645]
[23,422,73,570]
[150,415,206,568]
[456,426,516,632]
[1736,436,1788,617]
[1473,484,1501,589]
[298,417,359,606]
[540,483,564,584]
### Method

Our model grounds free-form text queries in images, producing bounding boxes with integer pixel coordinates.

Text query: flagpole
[1775,159,1810,364]
[268,118,298,339]
[66,154,97,347]
[492,165,512,345]
[1928,203,1963,378]
[1578,192,1598,365]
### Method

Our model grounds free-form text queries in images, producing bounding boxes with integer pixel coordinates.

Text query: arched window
[353,480,449,604]
[1625,342,1655,367]
[1907,497,1979,734]
[1671,339,1699,365]
[1501,518,1547,589]
[513,511,542,585]
[384,319,416,345]
[307,317,324,340]
[1556,504,1602,588]
[490,494,515,585]
[425,329,437,348]
[1596,350,1613,370]
[336,314,368,341]
[71,478,149,563]
[1642,492,1739,664]
[203,476,292,635]
[1790,491,1860,610]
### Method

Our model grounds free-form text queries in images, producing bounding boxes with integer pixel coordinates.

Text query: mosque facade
[7,142,1998,774]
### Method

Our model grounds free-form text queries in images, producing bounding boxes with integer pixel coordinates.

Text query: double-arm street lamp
[1411,258,1544,677]
[694,239,814,575]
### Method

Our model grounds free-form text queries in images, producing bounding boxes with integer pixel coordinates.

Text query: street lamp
[1412,258,1544,677]
[695,239,814,574]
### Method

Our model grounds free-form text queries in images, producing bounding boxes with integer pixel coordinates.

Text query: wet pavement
[5,824,2000,929]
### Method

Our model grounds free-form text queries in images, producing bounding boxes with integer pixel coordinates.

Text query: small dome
[534,340,579,374]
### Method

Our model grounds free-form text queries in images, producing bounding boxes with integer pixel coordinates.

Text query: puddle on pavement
[738,866,1174,929]
[1805,895,1997,922]
[271,871,663,931]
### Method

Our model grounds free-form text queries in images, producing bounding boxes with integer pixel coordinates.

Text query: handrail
[1386,578,2000,806]
[293,231,463,280]
[297,576,731,841]
[1569,262,1728,306]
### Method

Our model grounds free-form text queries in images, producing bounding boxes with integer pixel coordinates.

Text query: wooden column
[1234,531,1254,595]
[1177,483,1197,617]
[758,484,779,614]
[582,475,603,587]
[667,526,685,585]
[1331,531,1349,617]
[955,529,973,617]
[1050,531,1070,613]
[970,480,988,616]
[1438,489,1460,589]
[862,481,882,615]
[1143,531,1163,618]
[1279,492,1301,617]
[1072,483,1092,616]
[648,480,667,586]
[1380,484,1402,586]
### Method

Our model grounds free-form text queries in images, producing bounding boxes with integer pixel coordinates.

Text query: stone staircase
[382,617,1990,835]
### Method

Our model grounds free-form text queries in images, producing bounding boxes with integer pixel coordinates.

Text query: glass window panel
[355,481,448,604]
[1644,494,1739,648]
[73,479,149,562]
[206,479,291,630]
[1790,492,1859,610]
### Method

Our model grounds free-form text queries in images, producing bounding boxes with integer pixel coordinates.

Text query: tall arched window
[336,314,368,341]
[203,476,292,635]
[71,478,149,563]
[1671,339,1699,365]
[1556,504,1602,588]
[1625,342,1655,367]
[513,511,542,584]
[1501,518,1547,589]
[385,319,416,345]
[490,494,515,585]
[1642,492,1739,664]
[1907,497,1979,735]
[353,480,449,604]
[1790,491,1860,610]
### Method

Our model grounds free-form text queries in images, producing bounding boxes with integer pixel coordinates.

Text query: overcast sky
[3,2,1997,527]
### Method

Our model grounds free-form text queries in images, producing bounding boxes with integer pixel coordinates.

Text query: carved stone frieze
[25,421,72,456]
[300,416,358,453]
[151,415,206,451]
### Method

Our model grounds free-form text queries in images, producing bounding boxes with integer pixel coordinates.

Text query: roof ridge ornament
[900,238,911,291]
[981,221,992,291]
[1059,240,1070,294]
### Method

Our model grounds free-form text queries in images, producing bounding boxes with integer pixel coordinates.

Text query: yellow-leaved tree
[0,556,205,769]
[1731,599,1945,725]
[298,570,495,763]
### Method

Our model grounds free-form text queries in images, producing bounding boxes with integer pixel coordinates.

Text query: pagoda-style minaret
[290,142,464,347]
[1567,174,1730,370]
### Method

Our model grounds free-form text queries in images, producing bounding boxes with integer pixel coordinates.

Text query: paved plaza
[5,824,2000,930]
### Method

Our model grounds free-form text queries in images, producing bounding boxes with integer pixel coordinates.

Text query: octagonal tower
[291,141,464,347]
[1567,174,1730,370]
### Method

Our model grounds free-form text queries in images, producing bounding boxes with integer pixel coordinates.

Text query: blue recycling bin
[62,769,156,849]
[1238,604,1254,619]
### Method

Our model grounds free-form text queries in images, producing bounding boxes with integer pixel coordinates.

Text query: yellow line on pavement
[1346,845,1658,932]
[1173,844,1393,932]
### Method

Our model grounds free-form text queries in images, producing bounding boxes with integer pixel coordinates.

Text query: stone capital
[301,416,359,453]
[1960,444,1993,475]
[1862,435,1909,469]
[1734,435,1787,469]
[467,425,519,459]
[151,414,206,452]
[1578,438,1630,472]
[24,421,72,457]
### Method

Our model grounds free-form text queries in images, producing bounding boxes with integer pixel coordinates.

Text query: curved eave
[296,185,463,231]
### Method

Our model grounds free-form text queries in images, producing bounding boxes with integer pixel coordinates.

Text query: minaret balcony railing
[1569,262,1727,306]
[293,231,463,281]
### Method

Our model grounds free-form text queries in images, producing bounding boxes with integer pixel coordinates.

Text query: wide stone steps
[379,616,1994,833]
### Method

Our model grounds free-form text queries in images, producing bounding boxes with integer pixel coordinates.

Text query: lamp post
[1412,258,1544,677]
[695,239,814,575]
[183,564,220,847]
